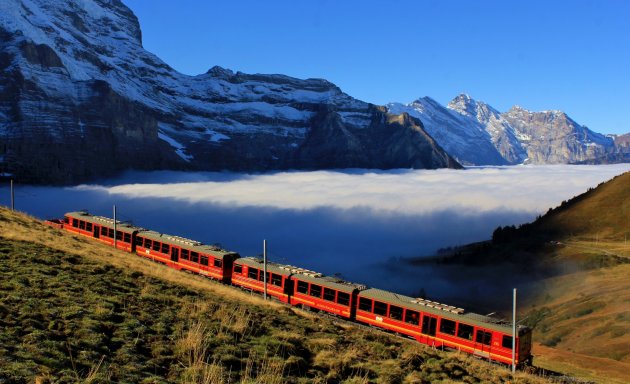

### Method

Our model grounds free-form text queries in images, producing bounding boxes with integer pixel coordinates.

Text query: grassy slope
[423,172,630,383]
[521,172,630,381]
[0,207,549,384]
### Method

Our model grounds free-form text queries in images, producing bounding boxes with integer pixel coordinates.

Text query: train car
[290,268,366,319]
[356,288,532,366]
[44,218,64,229]
[45,209,534,367]
[62,211,138,252]
[231,257,292,303]
[133,230,238,284]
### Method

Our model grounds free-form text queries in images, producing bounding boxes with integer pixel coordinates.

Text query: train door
[474,329,492,357]
[171,247,179,262]
[421,315,437,336]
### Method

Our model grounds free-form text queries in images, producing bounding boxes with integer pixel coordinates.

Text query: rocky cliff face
[0,0,459,184]
[388,97,508,166]
[389,94,623,165]
[501,106,614,164]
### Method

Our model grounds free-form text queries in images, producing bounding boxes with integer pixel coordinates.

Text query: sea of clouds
[2,164,629,302]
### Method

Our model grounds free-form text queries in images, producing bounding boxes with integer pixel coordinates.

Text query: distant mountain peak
[509,105,537,114]
[205,65,235,79]
[388,94,623,166]
[447,94,500,123]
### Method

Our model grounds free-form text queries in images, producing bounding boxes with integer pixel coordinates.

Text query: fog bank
[2,164,628,302]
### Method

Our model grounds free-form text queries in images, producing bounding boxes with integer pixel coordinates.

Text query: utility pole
[263,239,268,300]
[512,288,517,373]
[113,205,117,250]
[10,179,14,211]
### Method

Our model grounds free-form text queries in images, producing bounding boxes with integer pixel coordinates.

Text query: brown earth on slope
[410,171,630,383]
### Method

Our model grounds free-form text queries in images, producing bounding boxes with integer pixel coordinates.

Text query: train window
[248,267,258,280]
[310,284,322,298]
[116,231,123,241]
[86,223,92,232]
[323,288,336,302]
[102,227,108,237]
[134,236,143,245]
[160,243,169,253]
[297,281,309,294]
[258,272,267,282]
[152,241,160,251]
[181,249,189,260]
[124,233,131,243]
[439,319,456,335]
[476,330,492,345]
[373,301,387,316]
[190,252,199,263]
[72,219,78,228]
[108,228,114,238]
[64,217,69,224]
[359,298,372,312]
[200,256,209,266]
[234,264,242,274]
[389,305,403,321]
[214,259,222,268]
[79,221,86,230]
[337,292,350,306]
[457,323,474,340]
[271,273,282,286]
[404,310,420,325]
[502,335,513,349]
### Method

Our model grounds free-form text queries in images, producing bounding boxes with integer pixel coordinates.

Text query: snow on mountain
[388,97,507,165]
[388,93,619,165]
[0,0,459,183]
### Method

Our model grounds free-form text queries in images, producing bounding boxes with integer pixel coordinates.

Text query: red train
[47,211,533,367]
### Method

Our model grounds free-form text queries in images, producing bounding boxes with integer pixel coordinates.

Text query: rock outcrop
[0,0,459,184]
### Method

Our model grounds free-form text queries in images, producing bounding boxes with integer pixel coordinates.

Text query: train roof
[236,258,366,293]
[235,257,291,276]
[65,211,138,233]
[137,229,238,259]
[286,267,367,293]
[359,288,529,335]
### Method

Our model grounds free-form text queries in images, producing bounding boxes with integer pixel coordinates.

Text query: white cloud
[6,164,629,299]
[76,164,630,216]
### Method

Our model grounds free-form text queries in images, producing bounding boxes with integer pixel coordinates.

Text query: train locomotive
[46,211,533,367]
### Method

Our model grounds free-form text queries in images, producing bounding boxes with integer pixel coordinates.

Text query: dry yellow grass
[1,206,556,383]
[537,171,630,242]
[525,263,630,383]
[0,207,287,311]
[533,343,630,384]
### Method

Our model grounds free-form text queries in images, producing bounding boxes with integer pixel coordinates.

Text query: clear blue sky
[123,0,629,134]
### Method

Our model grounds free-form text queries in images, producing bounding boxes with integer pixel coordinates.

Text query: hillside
[0,206,550,383]
[414,172,630,383]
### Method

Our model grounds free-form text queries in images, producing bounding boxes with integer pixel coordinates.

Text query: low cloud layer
[78,164,630,216]
[3,164,629,303]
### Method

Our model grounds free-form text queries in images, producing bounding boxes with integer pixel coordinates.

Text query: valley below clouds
[3,164,629,307]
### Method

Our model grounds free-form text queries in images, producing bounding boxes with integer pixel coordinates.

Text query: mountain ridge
[389,94,628,166]
[0,0,459,184]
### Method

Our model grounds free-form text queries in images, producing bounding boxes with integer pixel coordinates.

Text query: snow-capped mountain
[0,0,459,183]
[388,97,510,165]
[389,94,621,165]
